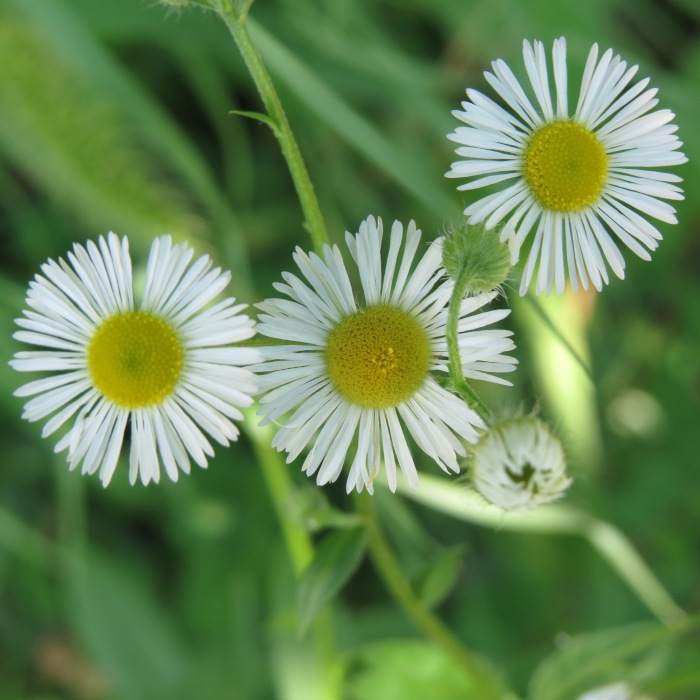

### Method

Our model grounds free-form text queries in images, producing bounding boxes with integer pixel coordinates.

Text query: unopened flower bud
[441,222,510,295]
[471,417,571,512]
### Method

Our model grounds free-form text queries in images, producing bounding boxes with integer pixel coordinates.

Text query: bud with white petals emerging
[471,417,571,512]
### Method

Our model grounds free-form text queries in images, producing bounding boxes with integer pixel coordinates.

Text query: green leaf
[67,550,188,700]
[13,0,253,296]
[296,526,367,635]
[0,14,194,247]
[413,545,465,609]
[229,109,281,135]
[290,485,364,533]
[248,20,460,221]
[528,622,678,700]
[345,639,502,700]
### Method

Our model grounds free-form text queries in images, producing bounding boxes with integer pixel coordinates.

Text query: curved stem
[220,7,330,255]
[446,273,493,423]
[355,492,501,698]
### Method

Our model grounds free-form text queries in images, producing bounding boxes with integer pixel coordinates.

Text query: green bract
[441,222,510,296]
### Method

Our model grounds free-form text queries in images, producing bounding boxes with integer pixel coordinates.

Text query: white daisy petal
[447,36,685,295]
[11,234,259,485]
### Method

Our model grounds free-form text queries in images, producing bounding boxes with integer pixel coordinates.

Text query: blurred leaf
[345,639,501,700]
[296,526,366,635]
[13,0,253,296]
[413,545,465,609]
[0,506,56,571]
[392,474,686,628]
[67,550,189,700]
[290,486,364,533]
[248,19,460,221]
[528,621,683,700]
[0,13,195,245]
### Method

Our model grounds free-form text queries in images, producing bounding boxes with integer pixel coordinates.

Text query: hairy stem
[446,272,493,423]
[219,6,329,255]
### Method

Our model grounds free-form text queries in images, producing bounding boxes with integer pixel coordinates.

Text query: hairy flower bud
[441,222,510,295]
[471,417,571,512]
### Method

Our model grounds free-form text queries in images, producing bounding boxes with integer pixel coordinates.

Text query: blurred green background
[0,0,699,698]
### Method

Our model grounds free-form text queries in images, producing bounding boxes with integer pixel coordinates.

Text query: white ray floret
[252,215,518,494]
[446,37,686,296]
[11,233,260,486]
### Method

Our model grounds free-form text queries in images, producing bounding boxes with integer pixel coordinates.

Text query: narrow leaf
[296,526,367,635]
[67,550,188,700]
[414,545,465,609]
[0,16,194,243]
[248,20,460,221]
[229,109,281,135]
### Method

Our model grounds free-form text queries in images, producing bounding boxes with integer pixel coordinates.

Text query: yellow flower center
[325,305,430,409]
[523,121,608,212]
[87,311,184,408]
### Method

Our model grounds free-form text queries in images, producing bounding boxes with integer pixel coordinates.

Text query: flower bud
[471,417,571,512]
[441,222,510,295]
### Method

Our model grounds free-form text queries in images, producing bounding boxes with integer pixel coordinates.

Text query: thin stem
[446,274,493,423]
[219,6,330,255]
[245,413,340,699]
[355,492,501,698]
[245,413,313,574]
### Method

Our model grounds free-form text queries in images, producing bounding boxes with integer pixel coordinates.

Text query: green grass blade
[248,19,461,222]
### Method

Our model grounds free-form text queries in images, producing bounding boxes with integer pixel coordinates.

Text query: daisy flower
[252,215,517,494]
[446,37,686,296]
[471,417,571,512]
[11,233,260,486]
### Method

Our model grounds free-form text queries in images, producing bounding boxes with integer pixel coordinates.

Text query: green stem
[245,413,340,699]
[219,6,330,255]
[245,413,313,574]
[355,492,501,698]
[446,272,493,423]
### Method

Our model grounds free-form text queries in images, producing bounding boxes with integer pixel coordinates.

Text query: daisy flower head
[471,417,571,512]
[446,37,686,296]
[252,215,518,494]
[11,233,260,487]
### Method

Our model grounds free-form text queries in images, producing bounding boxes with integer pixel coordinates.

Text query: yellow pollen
[325,305,430,409]
[87,311,184,409]
[523,121,608,212]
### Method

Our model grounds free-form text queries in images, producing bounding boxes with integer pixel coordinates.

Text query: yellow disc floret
[88,311,184,408]
[524,121,608,212]
[326,305,430,409]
